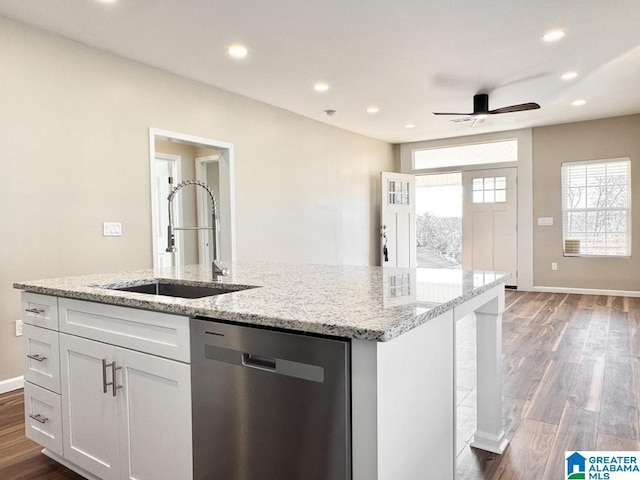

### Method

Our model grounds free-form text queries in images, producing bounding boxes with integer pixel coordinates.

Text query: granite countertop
[14,262,509,342]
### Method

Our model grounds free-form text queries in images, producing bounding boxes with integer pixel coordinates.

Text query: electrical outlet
[551,262,558,271]
[15,319,23,337]
[103,222,123,237]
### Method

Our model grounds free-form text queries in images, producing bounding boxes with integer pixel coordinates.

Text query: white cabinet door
[60,333,120,480]
[116,347,192,480]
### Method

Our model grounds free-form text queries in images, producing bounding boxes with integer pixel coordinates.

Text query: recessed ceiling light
[228,45,248,59]
[572,99,586,106]
[404,124,415,129]
[366,107,379,114]
[561,71,579,80]
[314,82,329,92]
[543,30,566,42]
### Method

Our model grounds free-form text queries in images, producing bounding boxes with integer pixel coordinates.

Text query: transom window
[472,176,507,203]
[561,158,631,257]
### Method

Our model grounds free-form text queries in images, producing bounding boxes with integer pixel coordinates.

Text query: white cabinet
[21,293,64,459]
[20,292,193,480]
[60,334,120,480]
[60,333,192,480]
[24,381,64,456]
[23,323,61,394]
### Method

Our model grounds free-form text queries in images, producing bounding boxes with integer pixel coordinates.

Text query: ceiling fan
[433,93,540,124]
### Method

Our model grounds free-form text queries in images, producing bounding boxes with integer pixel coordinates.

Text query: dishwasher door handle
[242,353,276,371]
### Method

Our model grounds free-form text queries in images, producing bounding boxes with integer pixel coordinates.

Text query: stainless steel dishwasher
[190,317,351,480]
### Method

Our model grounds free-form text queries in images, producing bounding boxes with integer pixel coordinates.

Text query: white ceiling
[1,0,639,144]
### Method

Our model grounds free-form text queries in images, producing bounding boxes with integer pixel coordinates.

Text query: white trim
[0,375,24,394]
[533,285,640,297]
[195,155,219,264]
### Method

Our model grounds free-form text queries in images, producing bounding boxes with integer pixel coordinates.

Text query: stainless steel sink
[107,281,254,299]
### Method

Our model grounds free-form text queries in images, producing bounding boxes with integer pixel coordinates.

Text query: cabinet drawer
[24,381,63,457]
[23,324,61,394]
[58,298,190,362]
[22,292,59,330]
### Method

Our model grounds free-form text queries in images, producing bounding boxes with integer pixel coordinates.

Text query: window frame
[561,157,632,258]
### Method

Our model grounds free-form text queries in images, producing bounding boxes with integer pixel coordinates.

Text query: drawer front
[24,381,63,456]
[58,298,190,362]
[23,324,61,394]
[21,292,59,330]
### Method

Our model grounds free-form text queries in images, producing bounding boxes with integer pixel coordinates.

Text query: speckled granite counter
[14,262,509,342]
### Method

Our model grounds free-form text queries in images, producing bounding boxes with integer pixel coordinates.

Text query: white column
[470,291,509,454]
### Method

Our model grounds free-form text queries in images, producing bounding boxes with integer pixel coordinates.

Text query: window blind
[561,158,631,256]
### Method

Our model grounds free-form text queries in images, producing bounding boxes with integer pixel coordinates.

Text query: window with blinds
[561,158,631,257]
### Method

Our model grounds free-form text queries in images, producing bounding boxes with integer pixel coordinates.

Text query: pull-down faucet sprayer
[166,179,229,279]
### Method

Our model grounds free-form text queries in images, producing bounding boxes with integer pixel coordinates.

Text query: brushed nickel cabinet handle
[29,413,48,424]
[25,308,45,315]
[102,359,113,394]
[27,354,47,362]
[111,362,122,397]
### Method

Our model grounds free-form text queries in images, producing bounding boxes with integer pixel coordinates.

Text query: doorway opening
[149,128,235,270]
[415,173,462,269]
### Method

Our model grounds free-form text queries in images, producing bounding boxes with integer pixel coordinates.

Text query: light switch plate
[537,217,554,226]
[103,222,122,237]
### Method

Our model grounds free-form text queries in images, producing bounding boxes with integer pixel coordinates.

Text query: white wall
[0,16,394,381]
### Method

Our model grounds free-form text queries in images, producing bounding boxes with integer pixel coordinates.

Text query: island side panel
[351,309,455,480]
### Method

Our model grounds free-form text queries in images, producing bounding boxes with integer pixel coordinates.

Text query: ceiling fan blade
[450,117,472,123]
[433,111,473,116]
[488,102,540,114]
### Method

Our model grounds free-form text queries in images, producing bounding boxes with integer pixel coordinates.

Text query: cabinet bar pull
[29,413,48,424]
[111,362,122,397]
[27,354,47,362]
[25,307,45,315]
[102,359,113,394]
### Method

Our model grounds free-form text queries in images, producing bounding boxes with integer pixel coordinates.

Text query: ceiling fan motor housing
[474,94,489,114]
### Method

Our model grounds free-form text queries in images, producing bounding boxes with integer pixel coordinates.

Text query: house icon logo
[566,452,586,479]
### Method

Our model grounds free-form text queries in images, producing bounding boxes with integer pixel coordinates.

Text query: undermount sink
[107,281,255,299]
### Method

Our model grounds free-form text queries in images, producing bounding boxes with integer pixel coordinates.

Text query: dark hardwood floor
[457,291,640,480]
[2,291,639,479]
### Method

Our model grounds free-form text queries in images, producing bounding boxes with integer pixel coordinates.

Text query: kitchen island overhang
[15,262,510,480]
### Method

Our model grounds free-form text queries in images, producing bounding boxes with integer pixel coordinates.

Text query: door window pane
[472,176,508,204]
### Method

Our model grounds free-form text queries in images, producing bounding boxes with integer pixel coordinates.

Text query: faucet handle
[212,261,229,277]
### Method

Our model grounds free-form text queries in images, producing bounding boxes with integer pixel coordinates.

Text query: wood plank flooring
[1,291,639,479]
[457,291,640,480]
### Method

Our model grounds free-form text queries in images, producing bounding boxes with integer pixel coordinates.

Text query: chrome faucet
[166,179,229,278]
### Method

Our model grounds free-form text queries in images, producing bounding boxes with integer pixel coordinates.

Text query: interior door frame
[152,153,184,268]
[195,154,220,264]
[149,128,236,270]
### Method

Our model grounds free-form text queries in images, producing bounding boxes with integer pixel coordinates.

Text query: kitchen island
[15,262,510,480]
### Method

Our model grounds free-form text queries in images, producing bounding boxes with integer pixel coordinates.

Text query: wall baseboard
[533,286,640,298]
[0,376,24,394]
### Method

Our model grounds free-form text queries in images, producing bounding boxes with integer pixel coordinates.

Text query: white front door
[462,167,517,286]
[381,172,416,268]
